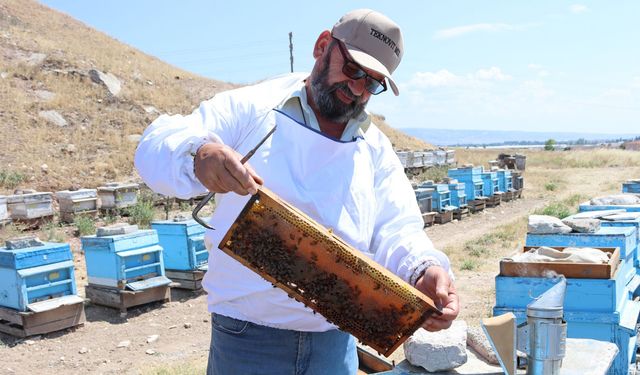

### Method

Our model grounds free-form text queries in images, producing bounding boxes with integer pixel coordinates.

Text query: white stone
[89,69,121,96]
[116,340,130,348]
[528,215,572,234]
[145,349,156,355]
[403,320,468,372]
[591,194,640,206]
[143,105,159,114]
[562,218,600,233]
[146,335,159,344]
[127,134,142,143]
[34,90,55,101]
[38,110,67,127]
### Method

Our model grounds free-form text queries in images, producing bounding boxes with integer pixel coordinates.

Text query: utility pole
[289,32,294,72]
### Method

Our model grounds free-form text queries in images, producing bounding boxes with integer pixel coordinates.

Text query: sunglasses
[333,38,387,95]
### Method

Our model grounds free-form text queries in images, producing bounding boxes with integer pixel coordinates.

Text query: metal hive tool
[220,187,441,356]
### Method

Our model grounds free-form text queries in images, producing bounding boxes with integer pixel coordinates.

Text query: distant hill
[0,0,427,194]
[400,128,639,147]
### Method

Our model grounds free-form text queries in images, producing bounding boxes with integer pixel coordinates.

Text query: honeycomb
[220,187,441,356]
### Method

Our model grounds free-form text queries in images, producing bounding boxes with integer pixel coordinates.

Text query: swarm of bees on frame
[221,192,439,355]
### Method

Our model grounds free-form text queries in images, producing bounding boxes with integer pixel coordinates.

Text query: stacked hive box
[418,182,455,224]
[495,226,640,374]
[56,189,98,223]
[151,216,208,290]
[480,168,502,207]
[81,225,171,312]
[447,181,468,220]
[447,166,485,213]
[97,182,139,211]
[0,237,85,336]
[7,192,54,222]
[496,169,513,201]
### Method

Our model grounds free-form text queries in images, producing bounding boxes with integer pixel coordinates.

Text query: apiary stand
[164,269,205,290]
[434,210,453,224]
[468,198,486,213]
[453,206,470,220]
[421,212,436,228]
[85,284,170,314]
[0,296,85,338]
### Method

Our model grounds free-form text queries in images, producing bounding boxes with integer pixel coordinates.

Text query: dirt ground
[0,165,637,374]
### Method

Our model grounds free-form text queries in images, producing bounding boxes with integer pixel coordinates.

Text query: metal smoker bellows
[521,278,567,374]
[483,277,567,375]
[220,187,441,356]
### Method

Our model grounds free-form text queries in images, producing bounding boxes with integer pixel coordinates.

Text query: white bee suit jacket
[134,73,451,331]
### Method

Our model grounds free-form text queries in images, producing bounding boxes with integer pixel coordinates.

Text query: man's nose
[347,78,366,97]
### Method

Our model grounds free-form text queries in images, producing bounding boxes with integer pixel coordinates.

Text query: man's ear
[312,30,332,59]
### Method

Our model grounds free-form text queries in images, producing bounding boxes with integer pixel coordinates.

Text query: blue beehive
[447,166,484,200]
[623,180,640,193]
[0,237,78,312]
[81,225,171,290]
[448,182,467,208]
[480,169,500,197]
[579,200,640,213]
[418,182,454,211]
[494,276,640,375]
[526,227,638,287]
[496,169,512,193]
[151,216,208,271]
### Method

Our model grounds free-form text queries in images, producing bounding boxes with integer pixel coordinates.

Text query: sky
[40,1,640,135]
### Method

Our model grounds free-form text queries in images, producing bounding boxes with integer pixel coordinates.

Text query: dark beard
[310,47,367,123]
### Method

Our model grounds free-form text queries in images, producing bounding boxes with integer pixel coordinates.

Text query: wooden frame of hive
[220,187,441,356]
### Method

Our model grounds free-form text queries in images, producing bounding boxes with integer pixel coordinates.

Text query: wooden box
[500,246,619,279]
[220,187,440,356]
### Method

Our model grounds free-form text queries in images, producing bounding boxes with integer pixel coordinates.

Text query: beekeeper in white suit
[135,9,459,374]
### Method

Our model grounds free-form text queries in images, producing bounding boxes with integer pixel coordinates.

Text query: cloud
[407,67,511,89]
[570,4,589,14]
[434,23,519,40]
[528,64,550,78]
[475,67,511,81]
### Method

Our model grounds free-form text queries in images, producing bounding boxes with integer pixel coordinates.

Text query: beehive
[7,192,54,220]
[0,237,79,311]
[97,182,139,209]
[151,216,208,271]
[56,189,98,223]
[220,187,440,356]
[81,225,171,290]
[448,166,484,200]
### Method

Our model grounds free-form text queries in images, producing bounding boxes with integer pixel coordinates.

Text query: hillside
[0,0,431,195]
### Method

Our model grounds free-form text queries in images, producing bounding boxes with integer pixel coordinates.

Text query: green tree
[544,138,556,151]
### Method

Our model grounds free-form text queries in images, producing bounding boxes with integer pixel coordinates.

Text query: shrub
[534,202,573,219]
[74,216,96,236]
[126,196,155,228]
[460,259,478,271]
[544,182,557,191]
[0,170,25,189]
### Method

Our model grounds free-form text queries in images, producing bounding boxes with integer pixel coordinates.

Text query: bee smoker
[483,277,567,375]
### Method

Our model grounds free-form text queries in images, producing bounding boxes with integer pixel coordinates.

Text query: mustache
[329,82,358,102]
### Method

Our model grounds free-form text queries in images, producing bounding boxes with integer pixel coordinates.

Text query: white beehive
[97,182,139,209]
[7,192,54,220]
[56,189,98,223]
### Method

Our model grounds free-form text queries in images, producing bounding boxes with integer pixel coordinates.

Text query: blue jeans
[207,314,358,375]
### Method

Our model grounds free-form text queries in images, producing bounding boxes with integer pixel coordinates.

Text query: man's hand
[194,142,263,195]
[414,265,460,332]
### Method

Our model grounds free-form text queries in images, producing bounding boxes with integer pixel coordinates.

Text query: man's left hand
[414,265,460,332]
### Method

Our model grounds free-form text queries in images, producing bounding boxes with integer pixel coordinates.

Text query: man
[135,9,459,374]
